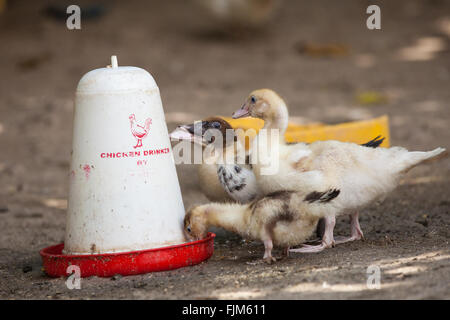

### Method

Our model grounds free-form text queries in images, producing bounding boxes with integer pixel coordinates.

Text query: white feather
[252,135,447,218]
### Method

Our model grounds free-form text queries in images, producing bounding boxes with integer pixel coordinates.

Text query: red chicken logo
[129,114,152,149]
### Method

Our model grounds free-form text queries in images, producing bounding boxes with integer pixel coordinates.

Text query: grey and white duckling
[170,117,259,203]
[232,89,448,253]
[184,188,340,264]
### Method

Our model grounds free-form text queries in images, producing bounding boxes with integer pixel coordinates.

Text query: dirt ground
[0,0,449,299]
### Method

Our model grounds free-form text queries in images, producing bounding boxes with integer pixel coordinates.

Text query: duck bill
[169,125,206,146]
[184,231,195,241]
[169,125,193,140]
[232,103,250,119]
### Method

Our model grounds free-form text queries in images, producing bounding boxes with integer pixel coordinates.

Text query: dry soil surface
[0,0,449,299]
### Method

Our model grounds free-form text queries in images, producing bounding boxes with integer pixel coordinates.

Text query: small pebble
[111,274,122,281]
[415,218,429,227]
[133,281,146,289]
[22,265,33,273]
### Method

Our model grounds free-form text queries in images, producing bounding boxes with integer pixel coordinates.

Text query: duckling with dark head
[170,117,259,204]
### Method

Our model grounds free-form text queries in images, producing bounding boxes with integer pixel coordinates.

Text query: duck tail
[399,147,447,173]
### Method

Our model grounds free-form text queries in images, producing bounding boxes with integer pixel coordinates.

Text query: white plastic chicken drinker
[64,56,186,254]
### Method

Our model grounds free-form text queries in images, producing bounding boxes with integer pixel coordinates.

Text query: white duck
[232,89,447,253]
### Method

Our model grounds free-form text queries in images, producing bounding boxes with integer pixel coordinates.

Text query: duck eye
[251,96,256,103]
[187,226,191,233]
[212,122,221,129]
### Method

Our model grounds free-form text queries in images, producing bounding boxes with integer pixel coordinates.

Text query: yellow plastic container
[221,115,390,148]
[0,0,6,14]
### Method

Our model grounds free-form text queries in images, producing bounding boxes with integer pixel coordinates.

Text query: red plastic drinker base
[40,233,215,278]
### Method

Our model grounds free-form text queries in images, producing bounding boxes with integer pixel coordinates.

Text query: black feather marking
[265,190,295,201]
[231,182,246,192]
[249,191,294,216]
[286,141,310,147]
[304,191,323,203]
[304,189,340,203]
[361,136,385,148]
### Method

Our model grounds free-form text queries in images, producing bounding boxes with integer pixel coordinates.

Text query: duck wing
[217,164,259,203]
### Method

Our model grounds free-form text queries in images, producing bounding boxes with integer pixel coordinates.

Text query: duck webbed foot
[264,256,277,264]
[334,235,362,244]
[289,241,333,253]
